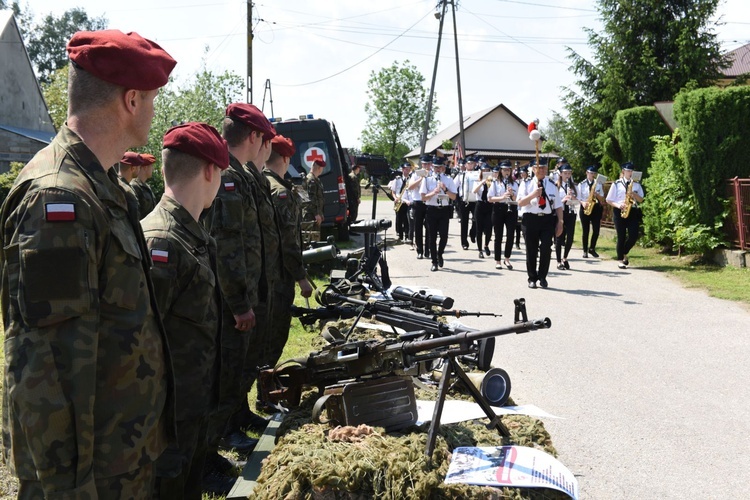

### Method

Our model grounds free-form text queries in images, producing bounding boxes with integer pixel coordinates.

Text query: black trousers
[555,209,577,261]
[522,212,555,282]
[579,204,603,252]
[459,200,477,247]
[474,201,492,250]
[426,205,451,264]
[492,204,517,260]
[515,213,524,247]
[395,203,409,239]
[410,201,429,254]
[613,207,641,260]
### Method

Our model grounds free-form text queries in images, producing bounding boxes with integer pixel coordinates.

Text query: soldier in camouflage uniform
[141,123,229,500]
[347,164,362,225]
[131,152,158,218]
[117,151,141,199]
[263,135,314,375]
[0,30,176,499]
[302,159,325,225]
[201,103,275,489]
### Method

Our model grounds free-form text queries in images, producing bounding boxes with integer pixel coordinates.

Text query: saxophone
[583,181,597,216]
[621,180,634,219]
[394,177,406,212]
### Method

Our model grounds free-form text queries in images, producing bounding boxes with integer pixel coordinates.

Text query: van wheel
[337,223,350,241]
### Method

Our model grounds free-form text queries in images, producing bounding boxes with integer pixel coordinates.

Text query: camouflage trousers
[18,463,154,500]
[154,415,208,500]
[262,279,296,371]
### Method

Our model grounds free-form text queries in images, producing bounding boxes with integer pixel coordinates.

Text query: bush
[613,106,670,177]
[0,163,25,206]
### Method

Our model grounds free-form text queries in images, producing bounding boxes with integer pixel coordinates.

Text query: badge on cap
[151,249,169,263]
[45,203,76,222]
[224,182,236,192]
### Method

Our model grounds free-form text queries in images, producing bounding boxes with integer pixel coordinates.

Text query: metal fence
[725,177,750,250]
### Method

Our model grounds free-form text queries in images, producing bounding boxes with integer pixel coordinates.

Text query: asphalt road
[359,201,750,499]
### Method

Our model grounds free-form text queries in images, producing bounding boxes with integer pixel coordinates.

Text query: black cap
[621,161,634,171]
[420,154,432,163]
[432,156,445,166]
[586,165,598,173]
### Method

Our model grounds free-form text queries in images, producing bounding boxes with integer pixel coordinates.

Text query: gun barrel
[302,244,338,264]
[397,318,551,355]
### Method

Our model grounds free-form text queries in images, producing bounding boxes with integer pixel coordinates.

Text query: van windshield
[295,141,333,176]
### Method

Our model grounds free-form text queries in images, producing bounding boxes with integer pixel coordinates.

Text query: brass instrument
[583,182,597,216]
[620,171,641,219]
[393,197,403,212]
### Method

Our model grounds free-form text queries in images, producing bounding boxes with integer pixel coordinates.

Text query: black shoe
[590,249,599,258]
[563,260,570,270]
[504,260,513,270]
[618,261,627,269]
[238,409,271,431]
[539,279,548,289]
[557,262,565,270]
[623,257,629,266]
[582,252,588,258]
[417,253,423,260]
[462,244,469,250]
[528,281,537,289]
[515,244,521,250]
[202,470,237,495]
[218,432,259,453]
[478,251,484,259]
[438,255,444,267]
[430,264,438,272]
[484,246,491,256]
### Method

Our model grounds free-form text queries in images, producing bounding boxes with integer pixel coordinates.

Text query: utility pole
[247,0,253,103]
[419,0,466,157]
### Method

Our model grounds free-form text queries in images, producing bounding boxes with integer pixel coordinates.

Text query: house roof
[722,43,750,78]
[0,124,55,144]
[407,103,530,158]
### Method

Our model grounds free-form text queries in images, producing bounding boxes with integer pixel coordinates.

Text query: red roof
[723,43,750,78]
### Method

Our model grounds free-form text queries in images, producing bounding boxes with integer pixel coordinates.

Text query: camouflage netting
[252,317,568,499]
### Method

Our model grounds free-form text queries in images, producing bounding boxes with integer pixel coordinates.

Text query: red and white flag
[45,203,76,221]
[151,249,169,263]
[453,140,464,164]
[224,182,235,192]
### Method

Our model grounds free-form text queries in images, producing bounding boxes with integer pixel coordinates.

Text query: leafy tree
[2,1,32,34]
[26,8,107,84]
[41,65,68,130]
[361,60,438,167]
[561,0,726,166]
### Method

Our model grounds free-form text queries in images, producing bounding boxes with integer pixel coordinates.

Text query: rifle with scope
[260,298,551,458]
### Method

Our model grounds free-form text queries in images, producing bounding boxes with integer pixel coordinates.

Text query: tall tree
[561,0,726,169]
[41,65,68,130]
[26,8,107,84]
[361,60,438,167]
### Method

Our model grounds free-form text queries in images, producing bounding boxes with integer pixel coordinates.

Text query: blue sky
[18,0,750,147]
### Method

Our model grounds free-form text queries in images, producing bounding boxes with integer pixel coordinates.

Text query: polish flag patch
[224,182,236,192]
[151,249,169,263]
[45,203,76,221]
[279,191,288,199]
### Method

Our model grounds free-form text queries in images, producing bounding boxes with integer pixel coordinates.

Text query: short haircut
[68,63,123,114]
[267,149,284,164]
[222,116,260,147]
[161,148,208,186]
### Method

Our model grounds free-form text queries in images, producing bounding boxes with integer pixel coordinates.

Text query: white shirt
[420,172,457,207]
[606,177,645,206]
[388,176,409,198]
[488,177,518,205]
[578,177,605,201]
[558,179,579,213]
[408,172,425,201]
[517,177,562,215]
[458,170,479,202]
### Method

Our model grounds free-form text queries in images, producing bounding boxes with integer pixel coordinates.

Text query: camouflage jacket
[245,164,282,292]
[0,126,175,493]
[264,168,306,283]
[141,195,221,418]
[131,178,157,219]
[348,171,361,201]
[202,153,263,314]
[302,172,324,222]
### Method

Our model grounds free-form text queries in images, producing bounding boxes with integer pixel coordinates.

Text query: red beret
[225,103,276,140]
[120,151,144,166]
[163,122,229,170]
[271,135,295,157]
[312,159,326,168]
[140,153,157,165]
[67,30,176,91]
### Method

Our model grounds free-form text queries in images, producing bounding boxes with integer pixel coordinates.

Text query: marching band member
[555,163,578,270]
[408,154,432,259]
[456,156,478,249]
[517,159,563,289]
[420,156,457,271]
[488,161,517,270]
[514,164,532,249]
[606,161,645,268]
[388,162,412,242]
[578,165,606,258]
[472,161,493,258]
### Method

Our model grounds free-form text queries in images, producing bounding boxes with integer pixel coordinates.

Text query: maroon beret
[140,153,157,165]
[225,103,276,140]
[312,159,326,168]
[120,151,144,166]
[163,122,229,170]
[67,30,176,91]
[271,135,295,157]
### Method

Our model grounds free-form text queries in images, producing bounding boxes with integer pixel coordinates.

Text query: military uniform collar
[159,195,211,244]
[264,167,293,189]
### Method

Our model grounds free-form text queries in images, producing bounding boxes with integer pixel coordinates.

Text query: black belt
[413,200,424,205]
[524,212,553,217]
[426,205,449,209]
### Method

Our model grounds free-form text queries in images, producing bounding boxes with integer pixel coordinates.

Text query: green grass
[574,223,750,306]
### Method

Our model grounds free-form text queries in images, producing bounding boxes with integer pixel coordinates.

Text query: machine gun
[260,298,551,458]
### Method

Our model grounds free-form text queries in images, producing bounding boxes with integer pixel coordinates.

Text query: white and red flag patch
[224,182,236,192]
[279,191,288,199]
[151,249,169,263]
[45,203,76,221]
